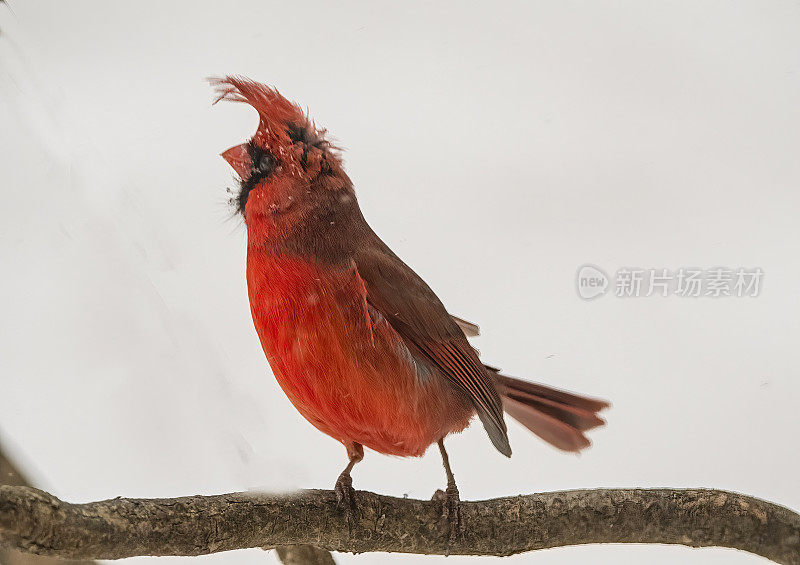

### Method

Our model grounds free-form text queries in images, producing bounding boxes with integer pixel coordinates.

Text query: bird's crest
[211,76,310,144]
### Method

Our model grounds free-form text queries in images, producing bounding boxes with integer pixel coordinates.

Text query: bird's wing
[353,238,511,457]
[451,315,480,337]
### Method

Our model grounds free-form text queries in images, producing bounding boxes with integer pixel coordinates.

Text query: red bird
[213,76,608,527]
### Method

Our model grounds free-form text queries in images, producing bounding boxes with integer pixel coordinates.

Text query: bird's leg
[334,442,363,526]
[435,438,463,541]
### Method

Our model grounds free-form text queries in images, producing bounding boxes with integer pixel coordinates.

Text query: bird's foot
[334,471,357,528]
[432,483,463,545]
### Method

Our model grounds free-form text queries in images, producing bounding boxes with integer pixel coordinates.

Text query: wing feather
[451,315,480,337]
[353,237,511,456]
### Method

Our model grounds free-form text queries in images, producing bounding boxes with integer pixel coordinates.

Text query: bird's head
[212,76,352,230]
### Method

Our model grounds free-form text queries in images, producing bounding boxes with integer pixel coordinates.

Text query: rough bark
[0,438,333,565]
[0,442,97,565]
[0,485,798,563]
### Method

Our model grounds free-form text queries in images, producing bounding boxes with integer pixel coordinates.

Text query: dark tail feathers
[488,368,609,452]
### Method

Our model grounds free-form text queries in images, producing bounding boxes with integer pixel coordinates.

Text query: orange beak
[221,143,252,180]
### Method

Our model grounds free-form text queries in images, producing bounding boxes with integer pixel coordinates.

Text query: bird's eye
[254,153,274,176]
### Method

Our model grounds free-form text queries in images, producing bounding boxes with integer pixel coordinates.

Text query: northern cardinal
[213,76,608,529]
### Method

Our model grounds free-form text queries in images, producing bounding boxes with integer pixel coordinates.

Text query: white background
[1,2,799,563]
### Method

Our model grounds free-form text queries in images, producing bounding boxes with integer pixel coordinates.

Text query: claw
[333,442,363,531]
[444,484,462,525]
[432,484,463,547]
[334,471,357,528]
[442,483,463,544]
[435,438,463,547]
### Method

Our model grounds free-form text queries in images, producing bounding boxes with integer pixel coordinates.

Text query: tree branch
[1,485,798,563]
[0,440,97,565]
